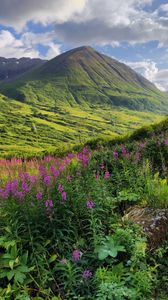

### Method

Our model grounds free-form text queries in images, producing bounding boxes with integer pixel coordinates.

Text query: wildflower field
[0,120,168,299]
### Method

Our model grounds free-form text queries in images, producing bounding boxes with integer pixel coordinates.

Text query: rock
[123,206,168,250]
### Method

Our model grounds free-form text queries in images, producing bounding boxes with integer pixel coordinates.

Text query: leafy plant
[95,236,126,260]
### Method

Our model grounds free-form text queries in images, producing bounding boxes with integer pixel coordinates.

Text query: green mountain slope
[1,46,168,112]
[0,46,167,157]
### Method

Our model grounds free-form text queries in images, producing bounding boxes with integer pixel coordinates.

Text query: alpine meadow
[0,1,168,299]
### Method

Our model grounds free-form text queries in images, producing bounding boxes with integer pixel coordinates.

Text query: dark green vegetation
[0,46,168,157]
[0,57,45,82]
[0,118,168,299]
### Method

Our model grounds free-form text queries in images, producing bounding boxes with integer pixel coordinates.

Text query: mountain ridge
[0,46,167,156]
[0,46,167,113]
[0,57,46,82]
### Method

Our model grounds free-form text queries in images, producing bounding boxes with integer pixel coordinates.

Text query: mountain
[1,46,167,112]
[0,57,46,82]
[0,46,167,157]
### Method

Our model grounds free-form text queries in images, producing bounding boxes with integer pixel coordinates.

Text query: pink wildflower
[61,191,67,203]
[104,170,110,179]
[86,200,94,209]
[45,199,54,208]
[72,249,82,261]
[36,192,43,201]
[82,270,92,279]
[58,184,64,193]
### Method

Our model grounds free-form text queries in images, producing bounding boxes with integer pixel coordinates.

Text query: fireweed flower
[44,175,51,186]
[39,165,46,177]
[58,184,64,193]
[100,163,105,170]
[104,170,110,179]
[82,270,92,279]
[14,191,24,200]
[45,199,54,208]
[66,175,72,182]
[72,249,82,261]
[61,191,67,203]
[36,192,42,201]
[86,199,94,209]
[50,166,60,178]
[22,182,29,193]
[5,180,18,194]
[29,175,37,184]
[59,165,65,172]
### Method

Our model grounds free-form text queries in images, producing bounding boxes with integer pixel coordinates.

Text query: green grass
[0,92,165,157]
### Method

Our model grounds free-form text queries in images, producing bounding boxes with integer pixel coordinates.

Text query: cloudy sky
[0,0,168,90]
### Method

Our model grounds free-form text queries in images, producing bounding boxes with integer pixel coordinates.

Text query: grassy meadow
[0,119,168,299]
[0,92,165,158]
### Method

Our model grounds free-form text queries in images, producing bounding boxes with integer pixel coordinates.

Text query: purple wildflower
[86,200,94,209]
[82,270,92,279]
[104,170,110,179]
[45,199,54,208]
[100,163,105,170]
[22,182,29,193]
[14,191,24,200]
[39,165,46,177]
[29,175,37,184]
[44,175,51,186]
[61,191,67,203]
[36,192,43,201]
[72,249,82,261]
[50,166,60,178]
[66,175,72,182]
[58,184,64,193]
[59,165,65,172]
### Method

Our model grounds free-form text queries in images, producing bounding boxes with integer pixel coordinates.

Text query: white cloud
[0,0,86,30]
[0,30,61,59]
[1,0,168,52]
[124,59,168,91]
[45,43,61,59]
[0,30,39,58]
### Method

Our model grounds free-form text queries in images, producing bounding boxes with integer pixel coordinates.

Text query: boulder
[123,206,168,249]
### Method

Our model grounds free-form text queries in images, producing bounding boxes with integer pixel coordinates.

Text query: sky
[0,0,168,90]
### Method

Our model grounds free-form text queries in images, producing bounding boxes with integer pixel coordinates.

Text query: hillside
[0,46,168,156]
[1,46,168,111]
[0,57,46,82]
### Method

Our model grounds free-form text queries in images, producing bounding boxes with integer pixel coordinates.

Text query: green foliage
[95,236,126,260]
[1,117,168,298]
